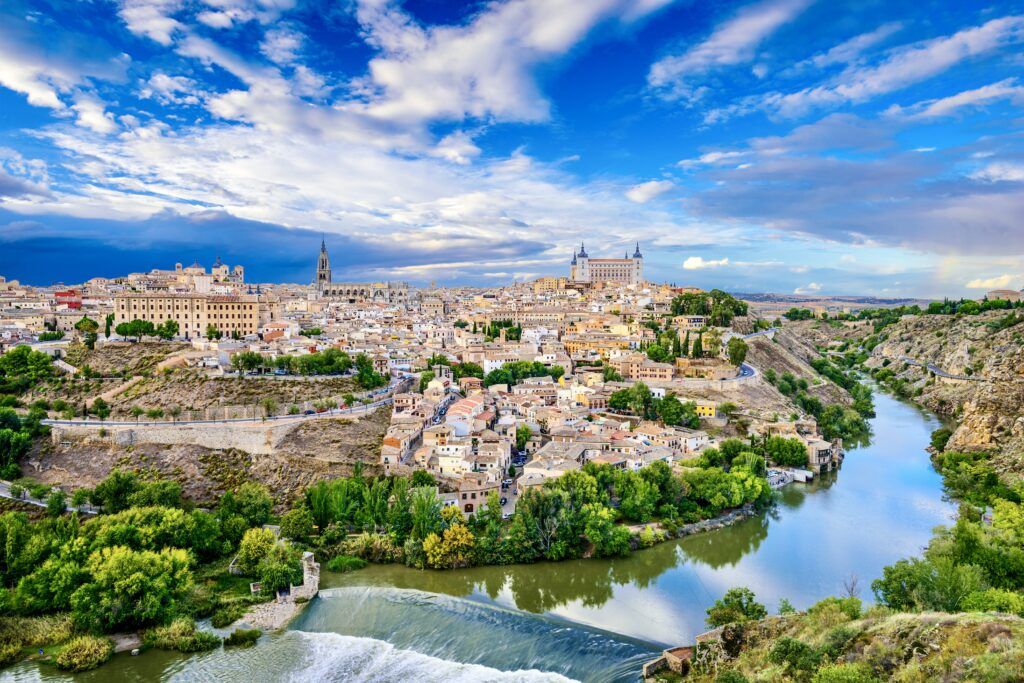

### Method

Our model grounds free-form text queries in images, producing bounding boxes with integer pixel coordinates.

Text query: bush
[715,670,749,683]
[0,641,22,667]
[706,587,767,627]
[210,603,247,628]
[812,663,880,683]
[279,507,315,543]
[962,588,1024,616]
[142,618,221,653]
[55,635,114,672]
[235,527,275,575]
[809,596,862,621]
[224,628,261,647]
[768,637,822,676]
[325,555,367,573]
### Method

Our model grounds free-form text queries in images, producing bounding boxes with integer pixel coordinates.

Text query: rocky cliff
[862,310,1024,482]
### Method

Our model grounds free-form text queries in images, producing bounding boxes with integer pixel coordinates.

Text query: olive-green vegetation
[483,360,563,387]
[0,474,290,671]
[764,366,871,443]
[673,592,1023,683]
[54,634,114,672]
[224,628,261,647]
[607,382,700,428]
[231,348,387,389]
[294,458,770,572]
[670,290,748,327]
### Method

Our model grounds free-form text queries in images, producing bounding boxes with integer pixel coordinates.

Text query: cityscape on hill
[1,0,1023,681]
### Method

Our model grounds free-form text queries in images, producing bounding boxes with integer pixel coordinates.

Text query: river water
[3,391,956,682]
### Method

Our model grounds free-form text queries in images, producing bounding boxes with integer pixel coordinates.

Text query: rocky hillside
[63,341,190,375]
[745,330,851,407]
[26,408,393,506]
[658,609,1024,682]
[863,310,1024,482]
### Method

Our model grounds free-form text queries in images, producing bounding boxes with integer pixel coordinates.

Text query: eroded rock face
[850,310,1024,483]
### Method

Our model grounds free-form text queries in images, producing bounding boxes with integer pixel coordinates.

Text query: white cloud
[970,162,1024,182]
[886,78,1024,119]
[793,282,821,294]
[804,22,902,69]
[356,0,671,124]
[71,94,118,134]
[431,131,482,165]
[762,16,1024,118]
[678,150,746,168]
[260,26,304,65]
[966,274,1020,289]
[626,179,673,203]
[648,0,811,98]
[683,255,729,270]
[117,0,184,45]
[139,72,203,105]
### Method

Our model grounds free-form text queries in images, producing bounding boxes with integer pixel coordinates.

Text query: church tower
[315,238,332,292]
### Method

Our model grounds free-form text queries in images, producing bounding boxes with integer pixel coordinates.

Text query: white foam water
[287,631,578,683]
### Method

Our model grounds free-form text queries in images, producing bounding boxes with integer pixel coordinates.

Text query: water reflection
[325,390,956,644]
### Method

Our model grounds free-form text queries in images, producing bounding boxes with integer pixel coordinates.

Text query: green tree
[706,587,768,627]
[280,508,315,542]
[727,337,748,366]
[515,425,532,451]
[220,483,273,527]
[205,324,223,340]
[91,470,139,513]
[156,320,179,340]
[691,333,704,358]
[46,489,67,518]
[71,546,192,632]
[258,544,303,594]
[104,313,114,338]
[582,504,631,557]
[90,397,111,421]
[235,528,275,575]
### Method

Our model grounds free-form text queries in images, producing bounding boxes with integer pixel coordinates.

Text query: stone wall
[49,416,362,455]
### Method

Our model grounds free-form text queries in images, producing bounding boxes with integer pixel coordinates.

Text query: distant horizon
[1,1,1022,297]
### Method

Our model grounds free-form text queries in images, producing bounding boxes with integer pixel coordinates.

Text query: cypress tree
[683,331,690,357]
[692,333,703,358]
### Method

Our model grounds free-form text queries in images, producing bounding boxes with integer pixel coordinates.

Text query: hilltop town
[0,243,869,511]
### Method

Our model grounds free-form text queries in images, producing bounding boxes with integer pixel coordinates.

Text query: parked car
[303,410,315,415]
[500,497,508,506]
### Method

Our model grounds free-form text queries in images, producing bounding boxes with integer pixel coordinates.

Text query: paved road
[0,481,98,515]
[873,351,985,382]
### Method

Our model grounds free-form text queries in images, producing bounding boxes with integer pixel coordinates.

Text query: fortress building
[569,243,643,286]
[314,239,409,305]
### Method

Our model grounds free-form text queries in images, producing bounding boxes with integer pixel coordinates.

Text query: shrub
[279,507,315,543]
[55,635,114,672]
[820,626,860,659]
[809,596,861,621]
[706,587,768,627]
[0,641,22,667]
[325,555,367,573]
[769,637,822,675]
[224,628,261,648]
[812,663,880,683]
[715,670,749,683]
[210,603,247,628]
[235,527,275,575]
[962,588,1024,617]
[142,618,221,653]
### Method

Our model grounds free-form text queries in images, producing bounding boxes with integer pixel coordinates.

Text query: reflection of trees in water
[676,515,770,570]
[507,562,616,612]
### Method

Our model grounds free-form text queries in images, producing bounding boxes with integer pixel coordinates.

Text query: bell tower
[316,238,332,293]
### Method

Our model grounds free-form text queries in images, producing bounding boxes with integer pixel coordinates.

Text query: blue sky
[1,0,1023,295]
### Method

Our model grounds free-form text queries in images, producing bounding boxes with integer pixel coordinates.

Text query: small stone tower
[315,238,332,293]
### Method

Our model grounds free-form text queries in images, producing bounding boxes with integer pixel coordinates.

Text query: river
[3,391,956,682]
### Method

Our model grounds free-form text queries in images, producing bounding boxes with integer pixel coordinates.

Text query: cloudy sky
[1,0,1022,296]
